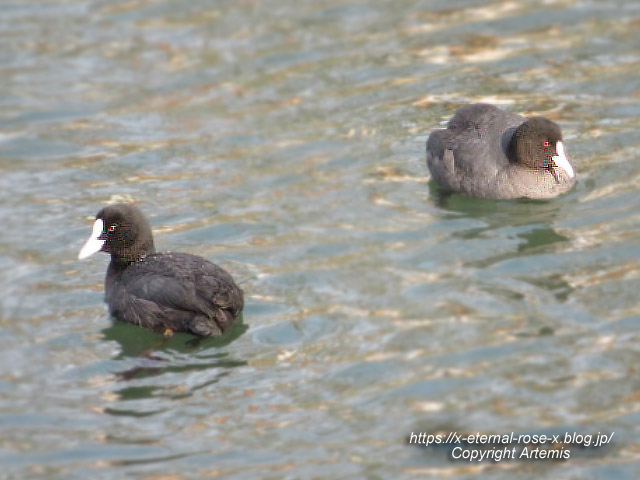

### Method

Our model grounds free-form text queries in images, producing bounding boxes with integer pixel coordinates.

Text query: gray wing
[426,129,459,191]
[426,104,525,196]
[122,254,243,315]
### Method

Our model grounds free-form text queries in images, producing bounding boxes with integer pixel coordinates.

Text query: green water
[1,0,639,478]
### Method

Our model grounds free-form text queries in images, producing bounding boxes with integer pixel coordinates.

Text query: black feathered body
[105,252,243,336]
[426,104,576,199]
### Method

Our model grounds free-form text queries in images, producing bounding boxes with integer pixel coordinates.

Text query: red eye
[108,225,117,232]
[543,141,551,147]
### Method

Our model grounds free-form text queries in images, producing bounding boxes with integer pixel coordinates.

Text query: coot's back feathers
[79,204,244,337]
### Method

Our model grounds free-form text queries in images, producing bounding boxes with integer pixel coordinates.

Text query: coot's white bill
[553,141,574,178]
[78,218,105,259]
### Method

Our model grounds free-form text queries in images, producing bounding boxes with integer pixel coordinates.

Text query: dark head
[507,117,575,181]
[79,204,155,263]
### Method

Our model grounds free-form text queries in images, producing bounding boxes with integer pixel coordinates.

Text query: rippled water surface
[1,0,640,478]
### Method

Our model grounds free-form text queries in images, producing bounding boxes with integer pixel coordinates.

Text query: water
[1,0,640,478]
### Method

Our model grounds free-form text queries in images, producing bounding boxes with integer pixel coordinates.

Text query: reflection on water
[102,317,249,359]
[1,0,640,478]
[100,320,248,416]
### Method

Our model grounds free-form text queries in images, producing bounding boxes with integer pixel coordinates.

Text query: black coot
[426,104,576,199]
[79,204,244,336]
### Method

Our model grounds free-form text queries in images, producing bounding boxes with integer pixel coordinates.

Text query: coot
[426,104,576,199]
[79,204,244,336]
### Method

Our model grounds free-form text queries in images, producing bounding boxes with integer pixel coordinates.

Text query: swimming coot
[79,204,244,336]
[426,103,576,199]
